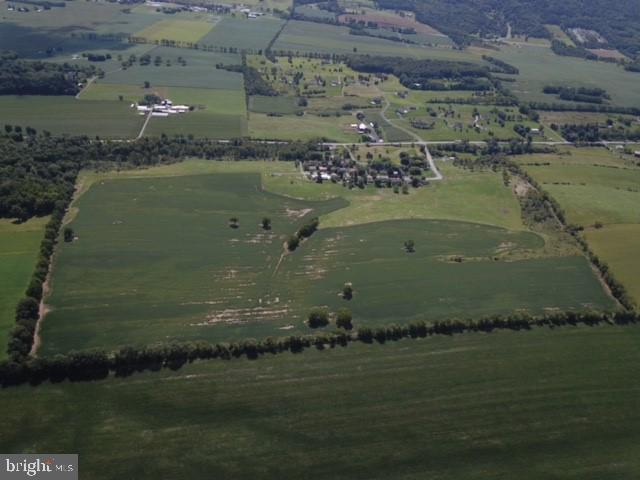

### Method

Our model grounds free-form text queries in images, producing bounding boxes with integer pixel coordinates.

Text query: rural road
[379,97,444,181]
[137,111,153,139]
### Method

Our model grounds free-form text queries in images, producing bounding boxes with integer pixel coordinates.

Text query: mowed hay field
[199,16,286,50]
[39,163,613,354]
[0,218,48,360]
[136,19,214,43]
[0,96,144,138]
[4,325,640,479]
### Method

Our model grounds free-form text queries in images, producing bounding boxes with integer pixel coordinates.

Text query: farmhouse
[634,151,640,158]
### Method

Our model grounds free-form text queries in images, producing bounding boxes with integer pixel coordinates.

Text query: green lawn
[3,325,640,479]
[39,165,612,354]
[0,218,48,359]
[0,96,144,138]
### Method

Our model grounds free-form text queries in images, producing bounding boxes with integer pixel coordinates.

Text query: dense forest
[0,52,100,95]
[373,0,640,57]
[346,56,492,91]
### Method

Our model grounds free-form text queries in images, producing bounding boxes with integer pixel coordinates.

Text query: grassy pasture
[274,20,477,60]
[586,224,640,306]
[249,112,359,142]
[144,87,247,138]
[0,96,143,138]
[136,19,214,43]
[249,95,301,114]
[0,218,48,360]
[199,16,285,50]
[4,325,640,479]
[517,150,640,226]
[39,163,612,353]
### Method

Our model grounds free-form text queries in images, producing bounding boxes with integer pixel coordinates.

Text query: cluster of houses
[301,152,429,189]
[133,99,191,117]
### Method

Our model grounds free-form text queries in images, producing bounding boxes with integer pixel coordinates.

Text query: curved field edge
[74,159,526,231]
[3,325,640,479]
[37,169,613,354]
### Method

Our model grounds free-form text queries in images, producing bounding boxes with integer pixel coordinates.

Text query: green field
[0,96,143,138]
[4,325,640,479]
[144,87,247,138]
[491,44,640,108]
[100,48,242,90]
[249,112,359,142]
[199,16,285,50]
[586,224,640,306]
[38,163,612,354]
[518,151,640,227]
[0,218,48,360]
[249,95,301,115]
[274,20,479,60]
[136,19,215,43]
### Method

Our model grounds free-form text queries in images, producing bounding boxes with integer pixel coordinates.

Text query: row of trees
[7,193,72,362]
[2,309,637,387]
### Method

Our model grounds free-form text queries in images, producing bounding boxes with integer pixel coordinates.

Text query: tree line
[1,309,637,387]
[0,134,329,221]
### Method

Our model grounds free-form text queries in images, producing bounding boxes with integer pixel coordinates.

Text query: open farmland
[144,87,247,138]
[199,16,285,50]
[38,162,613,355]
[491,44,640,108]
[586,224,640,306]
[136,19,215,43]
[274,20,477,60]
[0,218,47,360]
[4,325,640,479]
[249,113,359,142]
[0,96,144,138]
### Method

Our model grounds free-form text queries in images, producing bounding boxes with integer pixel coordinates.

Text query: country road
[379,97,444,181]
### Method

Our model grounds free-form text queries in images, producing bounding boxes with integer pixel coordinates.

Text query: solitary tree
[63,227,74,242]
[261,217,272,230]
[404,239,415,253]
[336,308,353,330]
[342,282,353,300]
[307,307,329,328]
[143,80,150,88]
[229,217,239,229]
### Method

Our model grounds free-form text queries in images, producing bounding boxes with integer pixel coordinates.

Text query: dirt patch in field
[195,305,292,325]
[586,48,627,60]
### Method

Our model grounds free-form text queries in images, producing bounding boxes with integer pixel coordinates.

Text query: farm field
[99,48,243,89]
[0,218,48,360]
[516,149,640,227]
[586,224,640,306]
[144,87,247,138]
[39,162,613,354]
[274,20,477,60]
[249,112,359,142]
[249,95,301,115]
[136,19,215,43]
[0,96,144,138]
[4,325,640,479]
[491,44,640,108]
[199,16,285,50]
